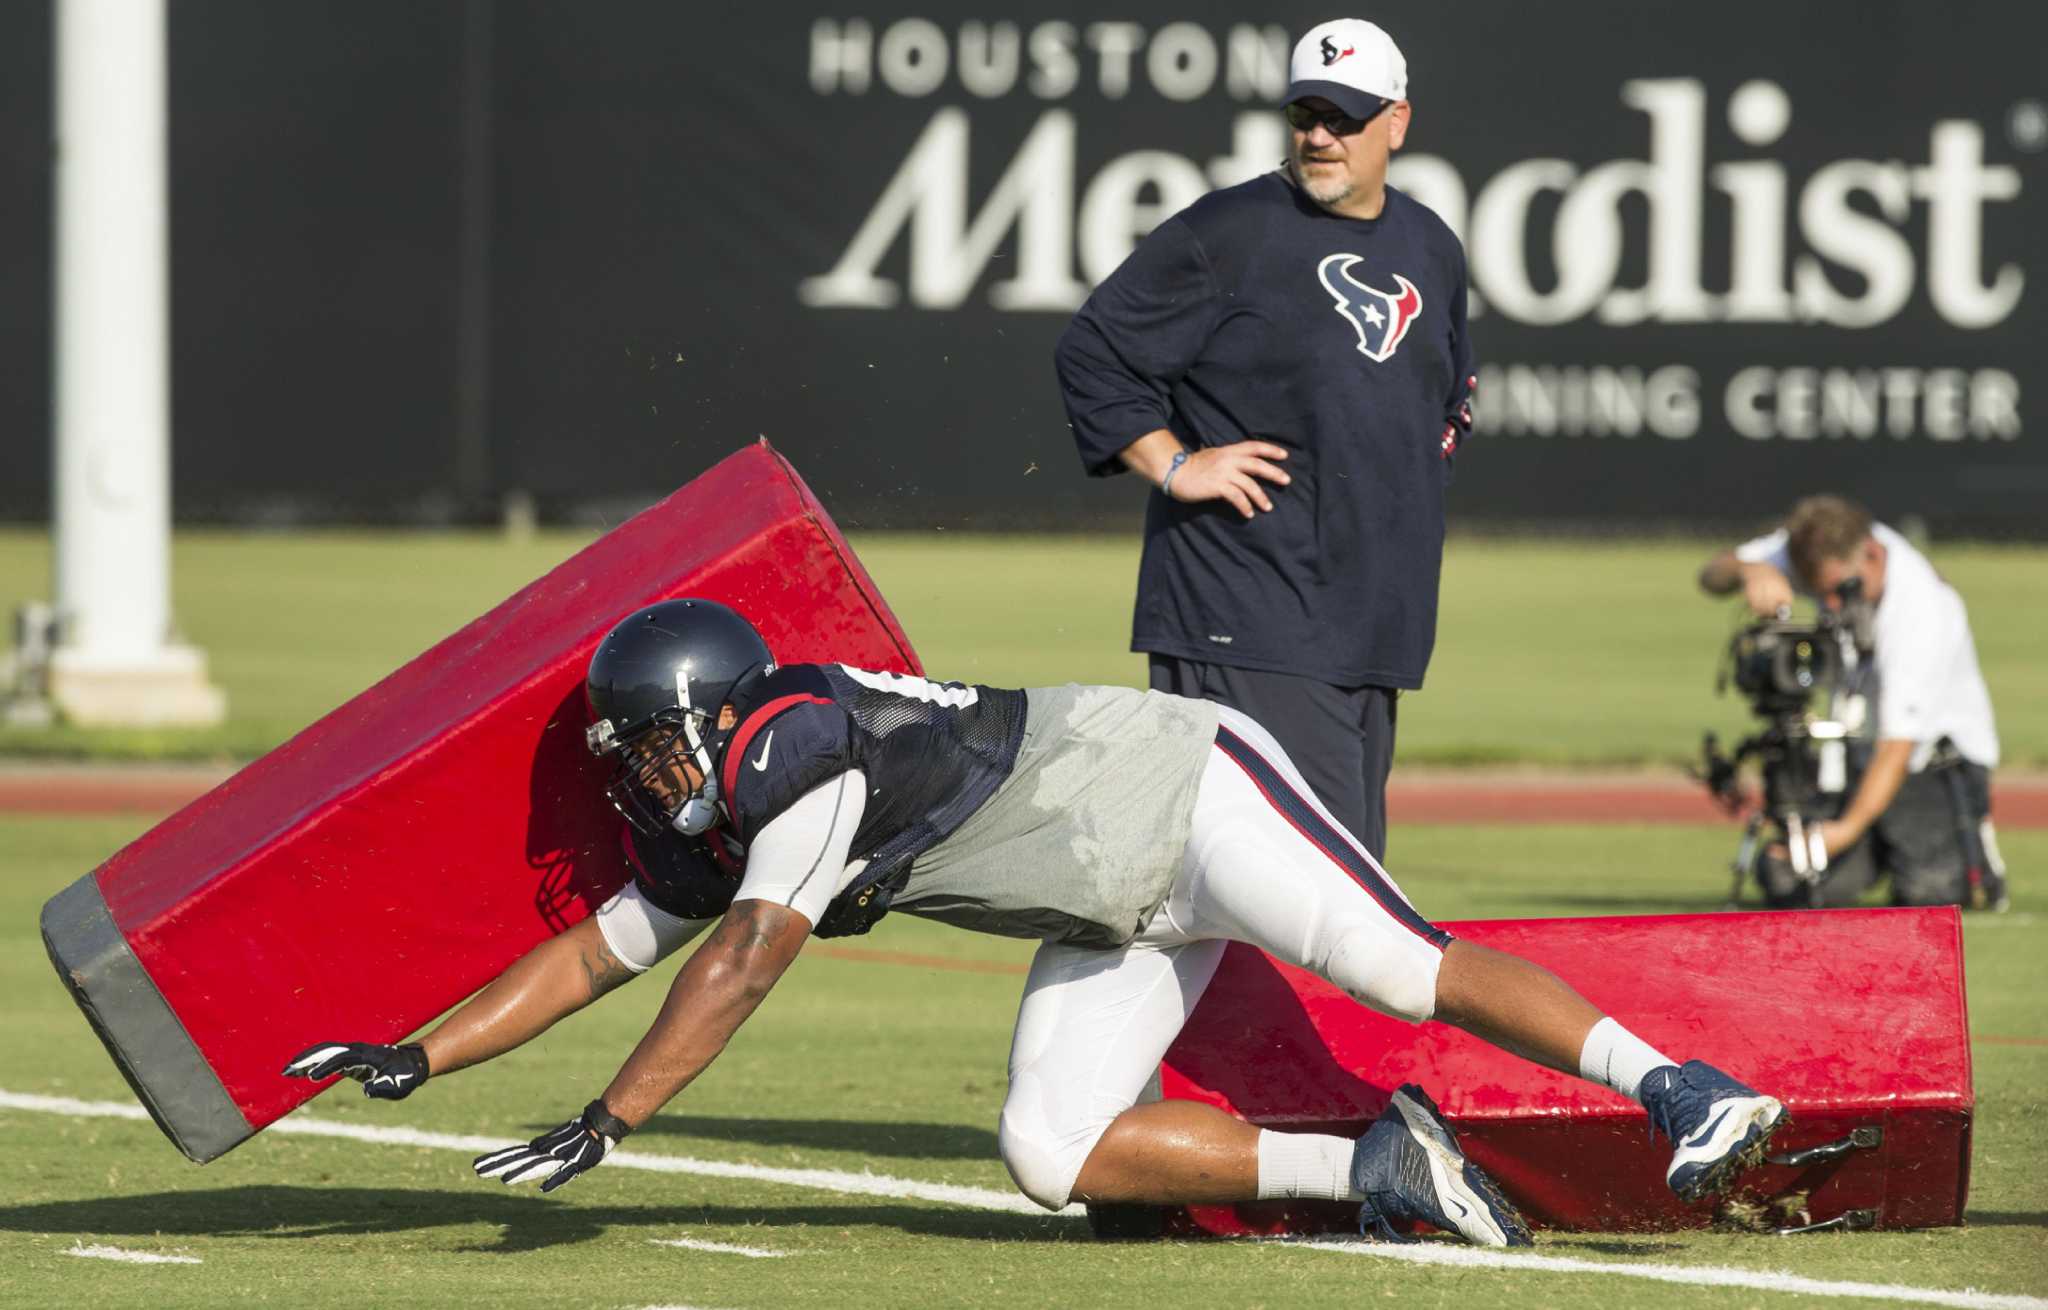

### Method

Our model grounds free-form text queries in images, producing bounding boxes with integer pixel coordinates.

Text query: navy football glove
[281,1041,429,1100]
[472,1100,632,1193]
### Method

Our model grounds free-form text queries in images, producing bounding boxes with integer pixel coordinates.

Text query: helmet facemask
[595,709,728,836]
[582,597,775,838]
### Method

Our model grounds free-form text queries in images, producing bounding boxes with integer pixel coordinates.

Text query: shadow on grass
[632,1114,997,1161]
[1962,1210,2048,1228]
[1546,1236,1692,1257]
[0,1186,1086,1252]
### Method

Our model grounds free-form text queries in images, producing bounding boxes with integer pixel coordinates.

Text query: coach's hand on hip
[1118,428,1291,519]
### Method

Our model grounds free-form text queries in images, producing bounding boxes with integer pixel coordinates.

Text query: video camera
[1696,579,1874,907]
[1725,619,1843,716]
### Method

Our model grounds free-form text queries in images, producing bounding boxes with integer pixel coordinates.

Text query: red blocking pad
[1154,908,1970,1234]
[42,441,920,1162]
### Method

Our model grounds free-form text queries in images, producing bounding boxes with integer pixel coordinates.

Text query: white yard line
[1292,1239,2048,1310]
[0,1089,1052,1216]
[650,1236,788,1259]
[7,1088,2040,1309]
[64,1241,200,1265]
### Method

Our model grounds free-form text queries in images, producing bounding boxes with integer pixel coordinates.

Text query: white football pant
[998,705,1449,1210]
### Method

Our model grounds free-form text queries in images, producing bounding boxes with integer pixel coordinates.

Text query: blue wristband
[1160,449,1190,499]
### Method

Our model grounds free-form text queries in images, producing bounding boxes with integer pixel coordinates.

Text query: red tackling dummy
[42,441,920,1162]
[1139,907,1970,1235]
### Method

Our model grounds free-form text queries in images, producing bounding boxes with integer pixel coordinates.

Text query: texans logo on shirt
[1317,254,1422,363]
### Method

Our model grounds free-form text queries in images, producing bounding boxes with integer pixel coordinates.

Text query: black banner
[3,1,2043,532]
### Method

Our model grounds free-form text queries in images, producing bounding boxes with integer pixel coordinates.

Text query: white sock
[1578,1017,1676,1104]
[1255,1129,1362,1201]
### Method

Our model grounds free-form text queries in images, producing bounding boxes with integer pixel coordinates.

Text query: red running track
[1385,771,2048,828]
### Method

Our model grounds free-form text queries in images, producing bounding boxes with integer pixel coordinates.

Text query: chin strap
[672,787,720,835]
[670,711,733,835]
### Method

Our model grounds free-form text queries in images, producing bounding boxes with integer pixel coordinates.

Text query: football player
[287,598,1783,1246]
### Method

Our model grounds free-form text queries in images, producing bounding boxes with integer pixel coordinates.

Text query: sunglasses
[1284,99,1391,136]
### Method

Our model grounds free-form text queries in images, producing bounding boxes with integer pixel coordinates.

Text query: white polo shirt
[1735,522,2000,772]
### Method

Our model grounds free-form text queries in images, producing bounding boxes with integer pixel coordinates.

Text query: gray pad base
[41,874,252,1162]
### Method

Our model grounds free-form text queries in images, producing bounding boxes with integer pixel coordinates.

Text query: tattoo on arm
[711,900,777,955]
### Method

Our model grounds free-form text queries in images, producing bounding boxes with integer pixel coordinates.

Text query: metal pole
[50,0,223,727]
[454,0,495,511]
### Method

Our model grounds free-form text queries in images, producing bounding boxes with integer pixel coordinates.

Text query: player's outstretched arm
[602,896,810,1124]
[286,915,641,1099]
[472,898,809,1192]
[418,913,641,1077]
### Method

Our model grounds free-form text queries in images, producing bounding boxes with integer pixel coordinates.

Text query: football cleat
[1351,1084,1533,1248]
[1641,1060,1786,1202]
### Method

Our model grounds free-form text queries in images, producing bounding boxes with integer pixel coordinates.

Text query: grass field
[5,815,2045,1308]
[4,524,2044,1304]
[2,528,2044,768]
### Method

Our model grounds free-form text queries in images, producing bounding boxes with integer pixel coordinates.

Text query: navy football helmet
[584,599,775,835]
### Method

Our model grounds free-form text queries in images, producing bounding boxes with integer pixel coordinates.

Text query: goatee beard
[1292,158,1353,208]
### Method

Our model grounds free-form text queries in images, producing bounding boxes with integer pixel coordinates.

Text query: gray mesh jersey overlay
[894,684,1221,948]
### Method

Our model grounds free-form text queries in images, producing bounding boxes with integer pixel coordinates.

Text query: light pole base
[48,645,227,728]
[2,696,57,728]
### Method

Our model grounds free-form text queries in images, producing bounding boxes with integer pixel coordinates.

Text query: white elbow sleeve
[595,881,713,972]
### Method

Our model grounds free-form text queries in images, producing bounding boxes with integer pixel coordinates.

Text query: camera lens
[1773,635,1833,695]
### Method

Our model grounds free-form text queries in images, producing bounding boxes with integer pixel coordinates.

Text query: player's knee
[997,1074,1088,1211]
[998,1116,1074,1211]
[1324,917,1439,1024]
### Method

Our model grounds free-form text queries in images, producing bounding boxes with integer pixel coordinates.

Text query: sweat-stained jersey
[719,663,1029,934]
[622,668,1219,947]
[627,663,1025,938]
[621,825,743,922]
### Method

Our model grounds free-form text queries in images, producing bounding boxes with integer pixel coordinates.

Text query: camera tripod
[1698,713,1855,909]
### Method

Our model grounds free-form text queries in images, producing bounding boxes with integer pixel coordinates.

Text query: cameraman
[1698,495,2006,909]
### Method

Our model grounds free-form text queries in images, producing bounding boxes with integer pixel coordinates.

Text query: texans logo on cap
[1291,20,1408,106]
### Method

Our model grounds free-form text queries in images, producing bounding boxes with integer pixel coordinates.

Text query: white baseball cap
[1285,19,1408,118]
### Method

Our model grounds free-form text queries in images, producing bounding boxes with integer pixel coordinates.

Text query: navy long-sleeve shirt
[1057,171,1473,688]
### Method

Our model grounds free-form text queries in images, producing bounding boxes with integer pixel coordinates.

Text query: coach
[1055,17,1474,859]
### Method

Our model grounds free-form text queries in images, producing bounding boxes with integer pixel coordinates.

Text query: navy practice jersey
[621,824,743,922]
[624,664,1028,937]
[1057,172,1473,689]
